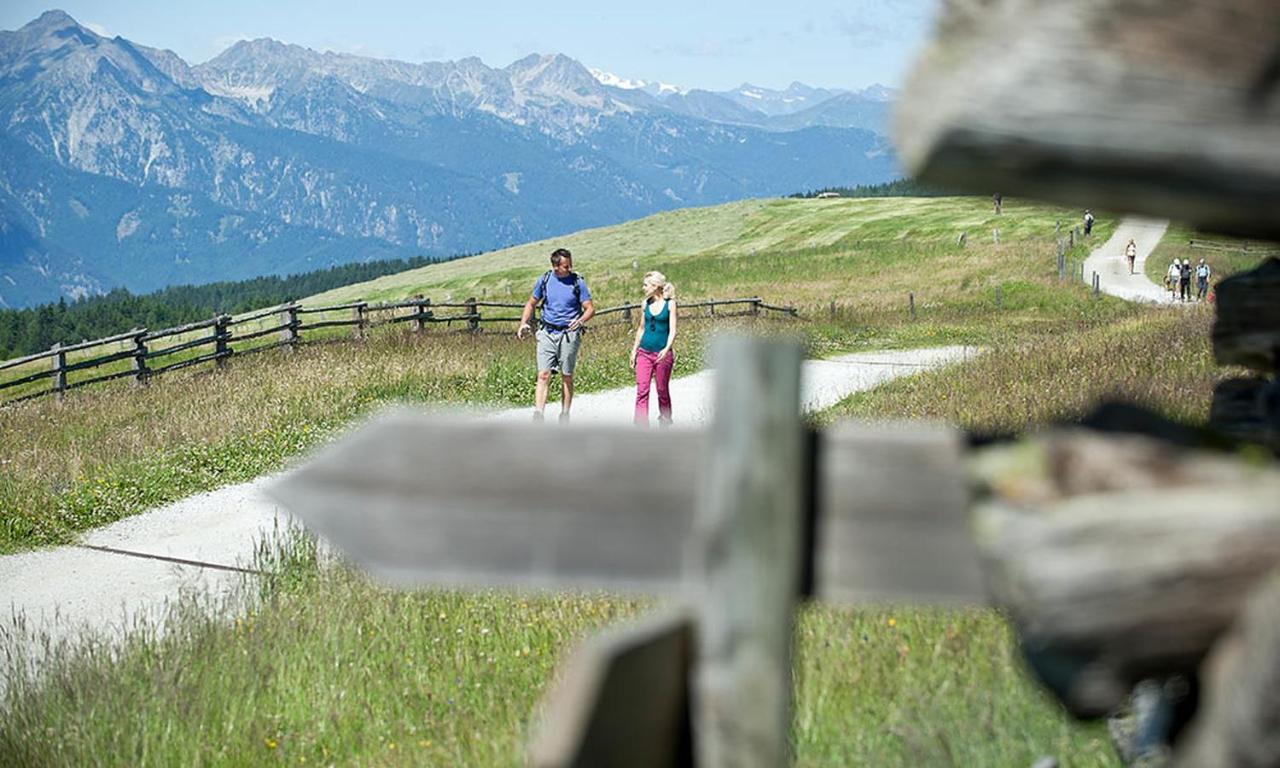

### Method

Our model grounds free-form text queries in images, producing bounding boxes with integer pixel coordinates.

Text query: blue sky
[1,1,939,91]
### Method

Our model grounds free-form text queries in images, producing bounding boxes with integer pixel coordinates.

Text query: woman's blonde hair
[643,270,675,300]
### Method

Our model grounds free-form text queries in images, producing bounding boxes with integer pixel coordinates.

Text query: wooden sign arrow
[268,410,987,604]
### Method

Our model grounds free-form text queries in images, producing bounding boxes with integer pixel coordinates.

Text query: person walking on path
[1084,210,1095,236]
[992,192,1003,214]
[1124,238,1138,274]
[1179,258,1192,302]
[1196,258,1211,301]
[518,248,595,422]
[629,271,677,427]
[1166,258,1181,300]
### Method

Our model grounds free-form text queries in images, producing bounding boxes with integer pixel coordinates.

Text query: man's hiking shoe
[532,410,545,422]
[559,411,571,424]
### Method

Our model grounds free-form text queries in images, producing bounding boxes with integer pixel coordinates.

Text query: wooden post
[829,300,836,319]
[465,297,479,333]
[352,302,367,340]
[995,285,1003,308]
[131,331,149,386]
[909,292,917,320]
[693,335,806,768]
[709,301,716,318]
[411,295,425,333]
[623,303,633,325]
[51,343,66,399]
[1069,229,1075,249]
[750,298,760,317]
[1093,272,1100,297]
[993,228,1000,244]
[280,305,300,350]
[214,315,230,367]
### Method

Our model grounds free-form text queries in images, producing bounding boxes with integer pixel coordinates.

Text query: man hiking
[517,248,595,422]
[1179,258,1192,302]
[1124,238,1138,275]
[1195,258,1211,301]
[1083,210,1094,236]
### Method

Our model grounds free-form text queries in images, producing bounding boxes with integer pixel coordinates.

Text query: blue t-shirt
[532,271,591,328]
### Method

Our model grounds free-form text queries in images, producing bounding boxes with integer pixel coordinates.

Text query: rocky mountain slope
[0,10,897,307]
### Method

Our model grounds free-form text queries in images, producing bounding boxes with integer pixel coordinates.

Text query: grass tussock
[822,306,1230,432]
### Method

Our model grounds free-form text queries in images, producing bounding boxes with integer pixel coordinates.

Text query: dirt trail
[1082,217,1171,302]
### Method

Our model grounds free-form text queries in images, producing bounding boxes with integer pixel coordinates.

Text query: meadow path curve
[0,344,977,686]
[1082,217,1171,303]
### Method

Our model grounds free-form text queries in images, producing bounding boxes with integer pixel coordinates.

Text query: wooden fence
[0,296,794,406]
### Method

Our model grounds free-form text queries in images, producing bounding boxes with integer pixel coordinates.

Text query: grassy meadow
[1,196,1265,766]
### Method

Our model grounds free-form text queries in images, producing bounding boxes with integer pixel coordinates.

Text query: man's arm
[518,296,537,339]
[569,299,595,331]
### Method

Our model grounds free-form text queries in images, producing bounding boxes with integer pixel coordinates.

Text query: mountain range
[0,10,899,308]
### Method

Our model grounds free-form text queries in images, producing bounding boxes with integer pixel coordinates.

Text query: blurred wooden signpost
[270,335,988,768]
[271,326,1280,767]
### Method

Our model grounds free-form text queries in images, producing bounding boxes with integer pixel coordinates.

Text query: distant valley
[0,10,898,308]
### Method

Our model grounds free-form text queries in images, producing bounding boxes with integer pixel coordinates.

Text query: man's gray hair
[550,248,572,266]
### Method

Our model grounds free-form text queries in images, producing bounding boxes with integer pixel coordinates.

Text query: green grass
[0,533,1116,767]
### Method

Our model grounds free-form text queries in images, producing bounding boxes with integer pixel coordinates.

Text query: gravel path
[0,344,976,686]
[1082,217,1171,303]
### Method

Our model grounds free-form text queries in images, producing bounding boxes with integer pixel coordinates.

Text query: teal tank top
[639,300,671,352]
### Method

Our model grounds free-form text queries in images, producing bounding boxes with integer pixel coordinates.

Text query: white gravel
[0,344,977,687]
[1082,217,1172,303]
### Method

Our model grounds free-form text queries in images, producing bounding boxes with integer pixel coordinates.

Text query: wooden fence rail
[0,296,789,406]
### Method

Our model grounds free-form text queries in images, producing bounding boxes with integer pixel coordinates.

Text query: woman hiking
[1124,238,1138,275]
[629,271,677,427]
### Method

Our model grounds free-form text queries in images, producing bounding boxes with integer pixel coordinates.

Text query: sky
[0,1,940,91]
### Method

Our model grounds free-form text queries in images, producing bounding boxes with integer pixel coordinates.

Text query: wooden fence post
[995,285,1003,308]
[829,300,837,319]
[280,305,300,350]
[353,302,367,340]
[466,297,479,333]
[131,331,149,386]
[750,298,760,317]
[694,335,805,768]
[623,303,633,325]
[993,228,1000,244]
[51,343,66,400]
[1093,272,1101,297]
[909,292,917,320]
[411,295,426,333]
[214,315,230,367]
[1069,229,1075,248]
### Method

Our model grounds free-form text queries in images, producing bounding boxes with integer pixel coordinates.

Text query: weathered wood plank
[1209,377,1280,451]
[692,336,805,768]
[973,430,1280,717]
[267,411,986,602]
[270,411,704,593]
[1213,258,1280,372]
[529,608,694,768]
[1172,570,1280,768]
[816,422,985,604]
[895,0,1280,238]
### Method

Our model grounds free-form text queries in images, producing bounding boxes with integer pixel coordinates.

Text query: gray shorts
[536,328,582,375]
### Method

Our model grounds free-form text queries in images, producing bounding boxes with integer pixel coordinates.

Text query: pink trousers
[634,348,674,426]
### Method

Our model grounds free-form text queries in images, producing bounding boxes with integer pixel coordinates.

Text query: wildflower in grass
[887,617,896,628]
[265,737,278,750]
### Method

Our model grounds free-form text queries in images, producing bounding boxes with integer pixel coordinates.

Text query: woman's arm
[630,308,644,368]
[658,301,677,361]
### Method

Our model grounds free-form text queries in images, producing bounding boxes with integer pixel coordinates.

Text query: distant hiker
[1166,259,1180,300]
[518,248,595,422]
[1084,210,1095,236]
[1179,258,1192,302]
[630,271,677,427]
[992,192,1003,215]
[1195,258,1211,301]
[1124,238,1138,274]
